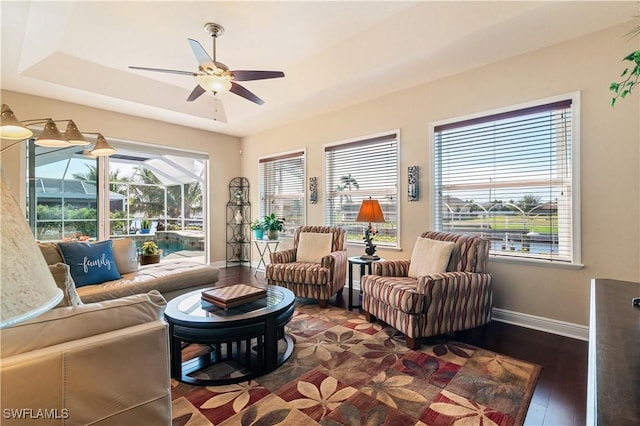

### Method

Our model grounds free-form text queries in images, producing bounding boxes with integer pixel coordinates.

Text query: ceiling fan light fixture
[197,74,232,93]
[63,120,90,146]
[0,104,33,140]
[35,119,70,147]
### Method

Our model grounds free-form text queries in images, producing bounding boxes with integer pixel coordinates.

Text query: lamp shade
[356,197,385,223]
[89,133,116,156]
[0,104,33,140]
[1,178,63,328]
[35,119,70,147]
[63,120,89,146]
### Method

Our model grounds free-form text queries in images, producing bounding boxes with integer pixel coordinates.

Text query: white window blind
[259,151,305,237]
[325,133,399,247]
[434,98,576,263]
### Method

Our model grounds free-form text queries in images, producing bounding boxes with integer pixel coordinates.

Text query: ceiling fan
[129,23,284,121]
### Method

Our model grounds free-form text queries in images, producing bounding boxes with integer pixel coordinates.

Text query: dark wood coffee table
[164,284,295,386]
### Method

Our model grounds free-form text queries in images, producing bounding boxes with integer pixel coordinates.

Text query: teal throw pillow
[58,240,121,287]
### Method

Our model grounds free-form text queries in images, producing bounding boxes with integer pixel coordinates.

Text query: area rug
[171,303,540,426]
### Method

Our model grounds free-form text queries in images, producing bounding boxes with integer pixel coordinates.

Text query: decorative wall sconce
[408,166,419,201]
[309,176,318,204]
[0,104,116,156]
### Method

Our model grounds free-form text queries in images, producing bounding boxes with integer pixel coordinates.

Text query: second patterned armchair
[362,231,492,349]
[266,226,347,308]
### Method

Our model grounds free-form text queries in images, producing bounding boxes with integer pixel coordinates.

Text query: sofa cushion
[38,242,64,265]
[0,290,166,358]
[408,237,455,278]
[49,263,83,308]
[112,238,139,274]
[296,232,333,263]
[76,260,220,303]
[58,240,121,287]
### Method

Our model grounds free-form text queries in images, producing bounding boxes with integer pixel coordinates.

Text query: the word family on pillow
[407,237,456,278]
[296,232,333,263]
[58,240,121,287]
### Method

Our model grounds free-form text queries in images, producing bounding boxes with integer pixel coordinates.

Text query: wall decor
[408,166,419,201]
[309,177,318,204]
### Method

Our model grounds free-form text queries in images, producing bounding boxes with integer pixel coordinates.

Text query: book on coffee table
[201,284,267,309]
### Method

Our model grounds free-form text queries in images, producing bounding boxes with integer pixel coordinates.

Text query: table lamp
[355,196,385,260]
[1,178,63,328]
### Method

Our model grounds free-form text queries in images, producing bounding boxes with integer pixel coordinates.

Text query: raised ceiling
[1,1,636,138]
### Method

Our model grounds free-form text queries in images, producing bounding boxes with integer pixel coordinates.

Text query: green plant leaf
[610,82,620,92]
[621,68,629,77]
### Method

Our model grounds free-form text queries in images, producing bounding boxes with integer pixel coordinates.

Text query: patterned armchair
[362,231,492,349]
[266,226,347,308]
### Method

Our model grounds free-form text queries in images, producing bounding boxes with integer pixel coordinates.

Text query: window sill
[490,254,584,270]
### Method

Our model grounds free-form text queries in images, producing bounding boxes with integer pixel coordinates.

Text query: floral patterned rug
[171,302,540,426]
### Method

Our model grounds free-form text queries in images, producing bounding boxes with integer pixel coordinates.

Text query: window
[433,94,579,263]
[26,140,208,261]
[325,132,399,247]
[259,151,305,236]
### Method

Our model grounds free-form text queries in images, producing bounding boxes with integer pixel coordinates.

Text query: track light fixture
[0,104,115,156]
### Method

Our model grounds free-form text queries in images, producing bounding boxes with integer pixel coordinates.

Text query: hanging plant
[610,20,640,106]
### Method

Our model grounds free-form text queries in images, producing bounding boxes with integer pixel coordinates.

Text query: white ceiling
[1,1,637,138]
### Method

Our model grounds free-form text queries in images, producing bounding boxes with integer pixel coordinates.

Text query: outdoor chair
[265,226,347,308]
[362,231,492,349]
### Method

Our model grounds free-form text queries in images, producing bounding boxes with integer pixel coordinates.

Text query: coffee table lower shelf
[175,333,294,386]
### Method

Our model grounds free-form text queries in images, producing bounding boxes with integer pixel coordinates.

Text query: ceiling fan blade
[230,70,285,81]
[187,85,206,102]
[212,97,227,123]
[129,66,196,76]
[229,82,264,105]
[188,38,215,69]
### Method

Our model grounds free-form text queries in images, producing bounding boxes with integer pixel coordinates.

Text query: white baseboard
[492,307,589,341]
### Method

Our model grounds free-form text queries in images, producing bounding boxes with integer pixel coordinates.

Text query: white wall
[241,24,640,327]
[0,90,242,264]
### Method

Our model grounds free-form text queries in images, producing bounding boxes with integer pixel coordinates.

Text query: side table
[253,240,279,275]
[348,256,384,310]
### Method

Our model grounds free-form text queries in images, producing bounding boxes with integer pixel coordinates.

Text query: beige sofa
[0,291,171,425]
[38,239,219,303]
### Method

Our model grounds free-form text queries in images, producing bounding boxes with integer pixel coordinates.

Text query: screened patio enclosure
[27,142,207,251]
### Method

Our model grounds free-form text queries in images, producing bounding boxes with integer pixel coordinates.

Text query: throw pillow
[38,242,64,265]
[296,232,333,263]
[407,237,456,279]
[112,238,140,274]
[48,263,83,307]
[58,240,121,287]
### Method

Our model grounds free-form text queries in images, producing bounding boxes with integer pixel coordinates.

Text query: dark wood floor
[221,266,588,426]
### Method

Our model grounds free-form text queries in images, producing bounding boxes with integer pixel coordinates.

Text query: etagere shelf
[226,177,251,267]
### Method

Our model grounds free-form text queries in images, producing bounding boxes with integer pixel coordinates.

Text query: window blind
[325,133,399,247]
[259,151,305,236]
[434,99,575,262]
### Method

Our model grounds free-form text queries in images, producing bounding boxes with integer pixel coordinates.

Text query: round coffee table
[164,285,295,386]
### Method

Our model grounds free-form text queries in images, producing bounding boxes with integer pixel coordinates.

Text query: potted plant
[139,241,162,265]
[250,218,266,240]
[262,213,285,240]
[140,219,151,234]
